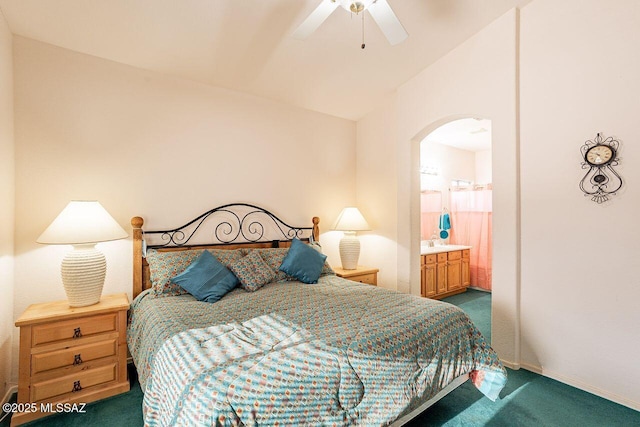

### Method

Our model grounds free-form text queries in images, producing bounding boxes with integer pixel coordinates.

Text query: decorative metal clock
[579,133,623,204]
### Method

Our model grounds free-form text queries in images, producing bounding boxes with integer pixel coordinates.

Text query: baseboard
[1,385,17,420]
[519,362,640,412]
[2,385,17,406]
[467,286,491,293]
[499,358,520,370]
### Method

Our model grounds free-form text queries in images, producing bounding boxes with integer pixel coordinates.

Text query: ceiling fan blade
[367,0,408,45]
[292,0,340,40]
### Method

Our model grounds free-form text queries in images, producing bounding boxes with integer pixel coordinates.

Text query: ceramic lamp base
[61,244,106,307]
[339,231,360,270]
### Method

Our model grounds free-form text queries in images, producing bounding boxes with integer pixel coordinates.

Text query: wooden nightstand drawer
[333,266,379,286]
[31,363,117,402]
[349,273,376,285]
[32,313,117,347]
[32,338,118,374]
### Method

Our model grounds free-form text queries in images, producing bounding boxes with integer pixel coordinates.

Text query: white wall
[11,37,356,383]
[357,0,640,410]
[475,149,492,184]
[357,10,520,365]
[0,10,15,400]
[419,142,476,196]
[519,0,640,409]
[355,98,398,289]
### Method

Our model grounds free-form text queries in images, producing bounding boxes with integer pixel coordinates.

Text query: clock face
[579,134,622,204]
[585,144,614,166]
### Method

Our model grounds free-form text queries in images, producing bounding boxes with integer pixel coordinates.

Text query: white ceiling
[0,0,530,121]
[424,118,492,152]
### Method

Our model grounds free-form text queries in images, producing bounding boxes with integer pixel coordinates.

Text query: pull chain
[361,12,366,49]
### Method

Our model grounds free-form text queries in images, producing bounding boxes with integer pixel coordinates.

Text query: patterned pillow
[243,248,290,282]
[321,260,335,276]
[146,248,243,297]
[243,247,334,282]
[310,242,335,276]
[229,250,276,292]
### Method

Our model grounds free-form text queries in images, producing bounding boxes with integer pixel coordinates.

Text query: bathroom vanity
[421,245,471,299]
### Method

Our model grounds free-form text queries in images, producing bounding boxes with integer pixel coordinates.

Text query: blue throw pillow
[171,250,239,303]
[279,238,327,284]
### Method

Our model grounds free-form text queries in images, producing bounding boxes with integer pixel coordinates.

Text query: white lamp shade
[333,207,370,231]
[37,201,127,245]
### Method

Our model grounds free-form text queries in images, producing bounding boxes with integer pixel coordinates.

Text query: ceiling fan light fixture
[293,0,407,46]
[339,0,375,14]
[470,127,488,135]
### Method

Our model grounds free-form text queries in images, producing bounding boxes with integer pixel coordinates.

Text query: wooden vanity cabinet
[436,253,447,294]
[421,249,470,299]
[462,250,470,286]
[421,255,437,298]
[447,250,462,292]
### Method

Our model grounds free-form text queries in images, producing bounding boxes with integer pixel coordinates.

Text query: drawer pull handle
[72,381,82,392]
[73,327,82,338]
[73,354,83,365]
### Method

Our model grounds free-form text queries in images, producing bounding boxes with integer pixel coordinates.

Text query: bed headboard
[131,203,320,299]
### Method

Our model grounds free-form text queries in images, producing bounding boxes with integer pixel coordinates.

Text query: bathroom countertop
[420,244,472,255]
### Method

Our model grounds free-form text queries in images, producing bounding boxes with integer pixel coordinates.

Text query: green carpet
[440,288,492,344]
[3,289,639,426]
[0,365,143,427]
[408,290,640,426]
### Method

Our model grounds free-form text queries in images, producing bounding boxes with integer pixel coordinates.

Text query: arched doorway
[406,114,520,367]
[419,118,493,294]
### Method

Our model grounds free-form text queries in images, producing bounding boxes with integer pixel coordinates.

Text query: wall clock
[579,133,623,204]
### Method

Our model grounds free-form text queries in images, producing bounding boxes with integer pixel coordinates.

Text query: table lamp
[333,207,370,270]
[37,201,128,307]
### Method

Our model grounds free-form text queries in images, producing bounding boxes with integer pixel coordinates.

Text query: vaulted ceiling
[0,0,530,120]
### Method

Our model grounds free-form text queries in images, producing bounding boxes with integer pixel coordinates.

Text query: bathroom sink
[421,244,471,255]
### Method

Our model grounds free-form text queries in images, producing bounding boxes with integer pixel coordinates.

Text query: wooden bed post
[131,216,144,299]
[312,217,319,242]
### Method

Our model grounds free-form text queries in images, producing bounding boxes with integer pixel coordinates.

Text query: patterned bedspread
[128,275,506,426]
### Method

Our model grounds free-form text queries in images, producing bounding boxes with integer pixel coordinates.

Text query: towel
[439,213,451,231]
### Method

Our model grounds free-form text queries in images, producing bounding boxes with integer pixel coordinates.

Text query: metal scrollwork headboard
[142,203,318,249]
[131,203,320,298]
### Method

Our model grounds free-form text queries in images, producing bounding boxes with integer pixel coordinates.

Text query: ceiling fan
[292,0,408,46]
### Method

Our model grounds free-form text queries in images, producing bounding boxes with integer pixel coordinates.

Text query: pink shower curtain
[449,186,492,290]
[420,191,442,240]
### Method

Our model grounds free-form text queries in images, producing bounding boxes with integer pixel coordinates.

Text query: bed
[127,203,506,426]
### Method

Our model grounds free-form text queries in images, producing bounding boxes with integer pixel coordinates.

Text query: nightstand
[333,266,379,286]
[11,293,130,426]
